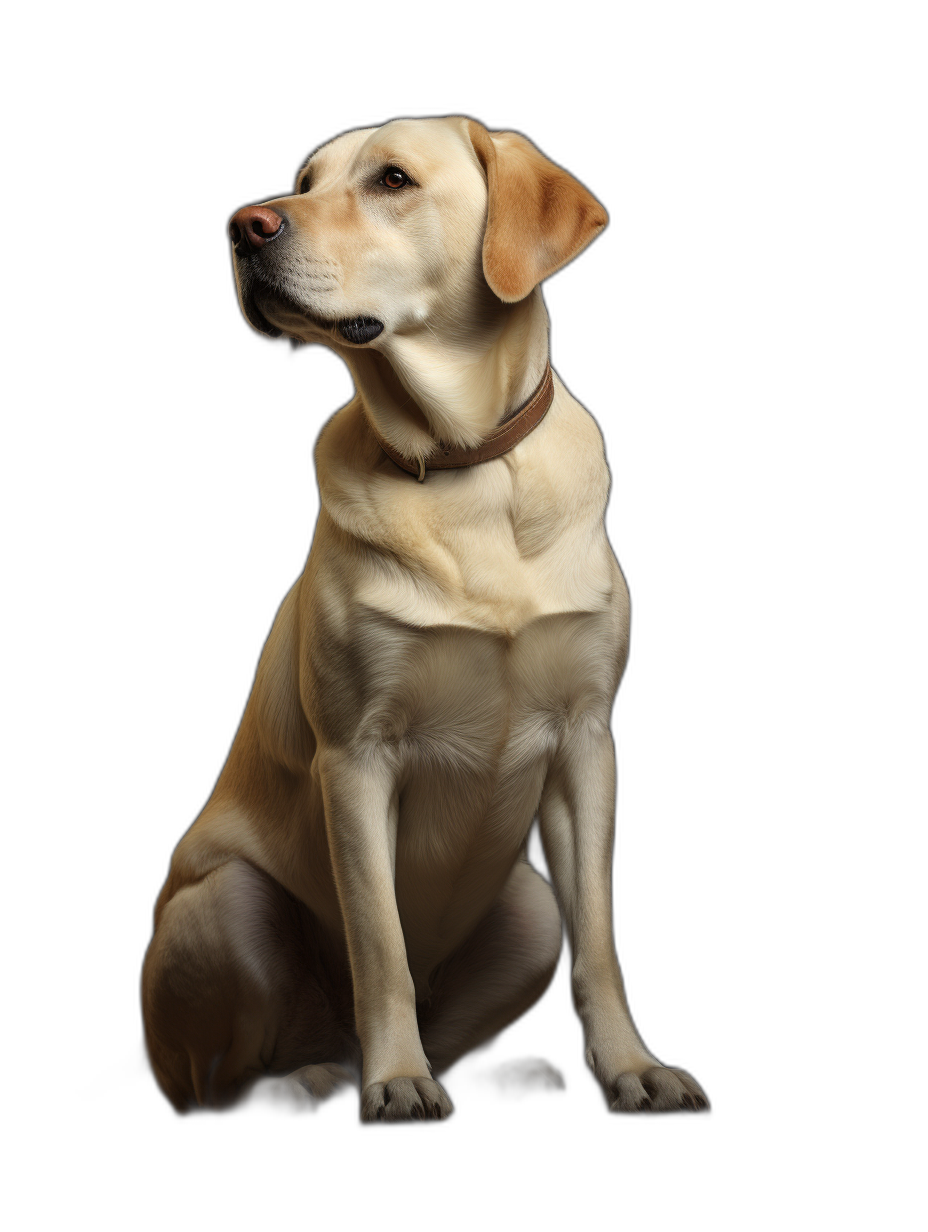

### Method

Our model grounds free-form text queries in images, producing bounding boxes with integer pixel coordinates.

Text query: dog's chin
[250,285,384,348]
[281,310,385,348]
[249,285,326,341]
[240,293,282,338]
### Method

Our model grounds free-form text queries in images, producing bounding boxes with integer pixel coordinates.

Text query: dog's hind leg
[417,860,562,1075]
[142,858,351,1111]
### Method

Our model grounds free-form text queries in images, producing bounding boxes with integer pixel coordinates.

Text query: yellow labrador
[141,116,709,1120]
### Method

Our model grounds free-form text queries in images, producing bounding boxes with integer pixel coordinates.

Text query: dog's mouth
[239,242,386,347]
[336,317,384,344]
[253,282,330,339]
[236,263,384,346]
[239,281,283,338]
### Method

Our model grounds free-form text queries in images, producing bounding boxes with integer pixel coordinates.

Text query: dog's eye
[298,173,311,194]
[381,167,410,190]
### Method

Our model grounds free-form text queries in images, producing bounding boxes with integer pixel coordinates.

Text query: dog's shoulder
[516,375,611,518]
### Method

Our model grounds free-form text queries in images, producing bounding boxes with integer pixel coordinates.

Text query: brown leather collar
[369,363,555,481]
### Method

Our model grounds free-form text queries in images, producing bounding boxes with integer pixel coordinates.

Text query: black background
[99,45,769,1182]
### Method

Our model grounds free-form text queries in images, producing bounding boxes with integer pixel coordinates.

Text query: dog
[141,116,709,1120]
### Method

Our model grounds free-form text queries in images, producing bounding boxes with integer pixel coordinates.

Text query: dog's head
[229,117,607,349]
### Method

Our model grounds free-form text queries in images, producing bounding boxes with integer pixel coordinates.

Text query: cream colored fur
[141,116,708,1119]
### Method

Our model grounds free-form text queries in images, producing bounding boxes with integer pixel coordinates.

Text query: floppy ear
[467,121,608,303]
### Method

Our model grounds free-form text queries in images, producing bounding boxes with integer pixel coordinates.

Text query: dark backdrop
[104,60,764,1172]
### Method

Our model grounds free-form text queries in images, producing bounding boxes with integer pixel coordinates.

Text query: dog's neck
[339,289,550,466]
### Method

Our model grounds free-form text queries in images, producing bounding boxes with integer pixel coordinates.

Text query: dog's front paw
[607,1065,709,1113]
[361,1076,453,1122]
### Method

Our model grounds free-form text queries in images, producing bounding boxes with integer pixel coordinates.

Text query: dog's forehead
[305,117,475,182]
[306,127,376,176]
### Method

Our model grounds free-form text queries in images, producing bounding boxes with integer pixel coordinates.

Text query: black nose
[229,206,284,250]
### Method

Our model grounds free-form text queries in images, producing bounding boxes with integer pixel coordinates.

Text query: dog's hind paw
[465,1059,561,1098]
[242,1059,357,1108]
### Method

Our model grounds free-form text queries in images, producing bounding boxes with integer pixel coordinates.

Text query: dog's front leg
[539,725,709,1112]
[318,747,453,1122]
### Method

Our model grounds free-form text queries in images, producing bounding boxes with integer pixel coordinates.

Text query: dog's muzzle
[229,207,384,345]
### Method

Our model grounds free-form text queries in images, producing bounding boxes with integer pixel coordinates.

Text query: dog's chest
[310,453,625,758]
[337,579,625,794]
[350,461,616,634]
